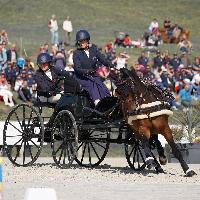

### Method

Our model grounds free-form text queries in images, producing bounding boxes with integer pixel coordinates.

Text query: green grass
[0,0,200,117]
[0,0,200,60]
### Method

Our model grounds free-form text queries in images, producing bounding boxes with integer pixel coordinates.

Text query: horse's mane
[119,68,174,103]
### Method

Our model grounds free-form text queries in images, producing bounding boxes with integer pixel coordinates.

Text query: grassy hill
[0,0,200,60]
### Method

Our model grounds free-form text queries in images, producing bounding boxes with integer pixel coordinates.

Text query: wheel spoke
[8,122,24,134]
[58,148,64,164]
[29,139,40,149]
[13,140,23,162]
[23,141,26,165]
[90,142,100,160]
[55,142,63,154]
[80,143,87,164]
[27,142,34,160]
[88,143,92,165]
[13,111,23,131]
[27,109,34,127]
[77,142,84,151]
[93,141,106,150]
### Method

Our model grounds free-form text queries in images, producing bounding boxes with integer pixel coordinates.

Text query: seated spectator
[149,18,159,33]
[26,71,35,94]
[0,73,14,107]
[104,41,114,53]
[66,49,74,67]
[192,57,200,72]
[123,34,133,48]
[4,62,16,90]
[178,80,197,107]
[163,17,171,30]
[112,52,130,70]
[178,38,192,54]
[14,75,24,92]
[0,43,7,72]
[192,79,200,101]
[18,80,32,102]
[169,53,181,72]
[162,50,171,65]
[53,50,66,70]
[153,50,163,72]
[172,24,182,41]
[180,51,190,68]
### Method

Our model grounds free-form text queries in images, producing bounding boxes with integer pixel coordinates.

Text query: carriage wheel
[75,129,110,167]
[124,133,146,171]
[52,110,78,169]
[3,104,44,167]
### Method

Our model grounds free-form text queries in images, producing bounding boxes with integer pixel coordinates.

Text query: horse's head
[115,69,139,114]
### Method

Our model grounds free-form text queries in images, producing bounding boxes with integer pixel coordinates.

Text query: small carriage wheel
[51,110,78,169]
[74,129,110,167]
[3,103,44,167]
[124,133,146,171]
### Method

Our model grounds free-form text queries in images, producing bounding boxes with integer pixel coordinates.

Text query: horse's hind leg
[150,134,167,165]
[137,126,163,173]
[163,125,196,177]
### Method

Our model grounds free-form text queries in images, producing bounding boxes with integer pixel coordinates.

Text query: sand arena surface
[3,157,200,200]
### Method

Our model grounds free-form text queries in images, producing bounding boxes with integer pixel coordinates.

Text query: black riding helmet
[76,30,90,42]
[37,53,52,65]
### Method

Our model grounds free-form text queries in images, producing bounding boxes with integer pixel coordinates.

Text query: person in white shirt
[48,14,59,46]
[149,18,159,33]
[63,16,73,46]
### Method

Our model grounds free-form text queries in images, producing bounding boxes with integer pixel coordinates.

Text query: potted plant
[165,107,200,164]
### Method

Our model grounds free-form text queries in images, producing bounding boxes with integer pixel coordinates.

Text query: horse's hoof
[159,156,167,165]
[185,170,197,177]
[146,157,155,170]
[155,166,165,174]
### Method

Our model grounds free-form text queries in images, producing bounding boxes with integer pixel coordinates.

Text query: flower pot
[165,143,200,164]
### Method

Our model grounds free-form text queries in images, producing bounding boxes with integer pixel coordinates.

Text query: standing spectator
[138,51,149,68]
[62,16,73,46]
[0,43,7,72]
[180,52,190,68]
[43,43,49,53]
[0,30,9,45]
[6,43,18,64]
[14,75,24,92]
[48,14,59,46]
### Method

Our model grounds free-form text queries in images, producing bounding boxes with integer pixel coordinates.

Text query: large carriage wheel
[3,104,44,167]
[75,128,110,167]
[51,110,78,168]
[124,132,146,171]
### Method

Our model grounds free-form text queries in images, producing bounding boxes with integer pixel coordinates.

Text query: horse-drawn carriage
[3,85,154,170]
[3,68,196,176]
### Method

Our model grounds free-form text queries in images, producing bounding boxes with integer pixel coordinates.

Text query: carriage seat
[32,99,56,108]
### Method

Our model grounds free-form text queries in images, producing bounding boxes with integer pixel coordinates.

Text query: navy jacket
[73,44,112,78]
[6,49,18,62]
[34,66,81,97]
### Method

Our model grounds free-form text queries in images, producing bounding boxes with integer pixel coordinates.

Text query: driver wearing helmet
[73,29,114,105]
[34,52,80,103]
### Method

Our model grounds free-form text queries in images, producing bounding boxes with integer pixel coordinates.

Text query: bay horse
[115,68,196,177]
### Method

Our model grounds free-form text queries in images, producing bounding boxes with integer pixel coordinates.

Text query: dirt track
[3,157,200,200]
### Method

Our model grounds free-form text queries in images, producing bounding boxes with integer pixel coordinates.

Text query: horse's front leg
[163,125,196,177]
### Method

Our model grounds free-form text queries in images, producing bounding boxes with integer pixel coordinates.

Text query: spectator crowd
[0,16,199,110]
